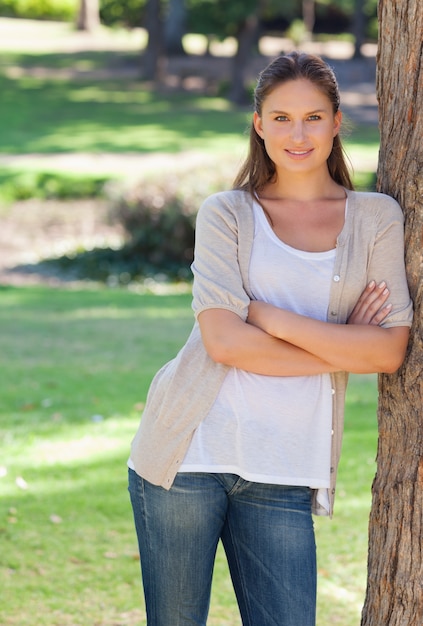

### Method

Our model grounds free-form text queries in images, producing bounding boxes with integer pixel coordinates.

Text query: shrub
[0,0,77,21]
[35,164,233,284]
[107,173,205,281]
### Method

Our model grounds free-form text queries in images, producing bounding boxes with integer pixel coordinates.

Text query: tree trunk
[76,0,100,32]
[302,0,315,40]
[164,0,186,56]
[352,0,365,58]
[143,0,165,82]
[229,12,260,104]
[361,1,423,625]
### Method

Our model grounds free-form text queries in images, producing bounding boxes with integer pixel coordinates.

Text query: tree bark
[361,1,423,624]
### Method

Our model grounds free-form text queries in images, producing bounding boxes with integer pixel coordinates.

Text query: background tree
[352,0,365,57]
[77,0,100,31]
[361,0,423,624]
[164,0,187,55]
[228,3,261,103]
[143,0,164,81]
[302,0,315,38]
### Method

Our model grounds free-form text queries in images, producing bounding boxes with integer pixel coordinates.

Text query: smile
[285,149,314,159]
[286,149,312,155]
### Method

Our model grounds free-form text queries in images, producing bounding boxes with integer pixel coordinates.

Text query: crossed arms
[198,281,409,376]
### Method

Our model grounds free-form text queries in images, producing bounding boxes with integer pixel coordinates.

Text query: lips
[285,148,314,159]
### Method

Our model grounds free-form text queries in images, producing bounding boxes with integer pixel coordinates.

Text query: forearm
[249,303,408,374]
[198,309,338,376]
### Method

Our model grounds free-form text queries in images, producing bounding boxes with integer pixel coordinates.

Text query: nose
[290,121,306,143]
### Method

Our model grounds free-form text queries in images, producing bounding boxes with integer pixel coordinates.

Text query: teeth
[289,150,308,154]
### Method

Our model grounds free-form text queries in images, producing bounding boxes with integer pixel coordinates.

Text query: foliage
[0,285,379,625]
[286,18,308,46]
[0,0,77,20]
[110,176,197,274]
[0,0,378,38]
[186,0,258,38]
[99,0,147,28]
[0,169,111,204]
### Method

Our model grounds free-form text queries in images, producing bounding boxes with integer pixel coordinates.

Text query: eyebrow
[268,109,328,115]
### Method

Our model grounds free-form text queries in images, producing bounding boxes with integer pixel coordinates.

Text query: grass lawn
[0,47,251,158]
[0,285,379,625]
[0,48,379,175]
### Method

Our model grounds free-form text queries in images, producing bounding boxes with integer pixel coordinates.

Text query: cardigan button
[333,274,340,282]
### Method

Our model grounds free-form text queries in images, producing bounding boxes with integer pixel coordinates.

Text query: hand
[348,281,392,326]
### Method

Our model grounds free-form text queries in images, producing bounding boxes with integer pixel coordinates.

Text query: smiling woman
[253,79,342,180]
[128,51,412,626]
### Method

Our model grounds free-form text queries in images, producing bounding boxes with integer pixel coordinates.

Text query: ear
[333,110,342,137]
[253,111,264,139]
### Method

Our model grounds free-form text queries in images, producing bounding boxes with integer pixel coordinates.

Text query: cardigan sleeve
[367,194,413,328]
[191,192,251,321]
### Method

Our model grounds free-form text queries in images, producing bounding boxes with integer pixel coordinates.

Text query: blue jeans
[128,469,316,626]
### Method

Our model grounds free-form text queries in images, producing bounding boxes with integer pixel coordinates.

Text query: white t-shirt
[180,201,335,505]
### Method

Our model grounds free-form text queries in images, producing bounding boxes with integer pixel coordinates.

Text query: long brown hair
[233,51,354,193]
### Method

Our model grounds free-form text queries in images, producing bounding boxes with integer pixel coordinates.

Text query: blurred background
[0,5,382,624]
[0,0,379,287]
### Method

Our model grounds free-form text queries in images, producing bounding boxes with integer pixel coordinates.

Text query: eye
[275,115,289,122]
[307,114,322,121]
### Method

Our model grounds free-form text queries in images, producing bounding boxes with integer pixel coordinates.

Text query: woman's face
[253,78,342,177]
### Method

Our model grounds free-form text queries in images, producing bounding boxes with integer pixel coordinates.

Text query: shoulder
[197,190,254,225]
[199,189,252,212]
[347,190,404,221]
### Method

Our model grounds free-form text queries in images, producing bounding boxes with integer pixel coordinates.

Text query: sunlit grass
[0,286,379,625]
[0,52,377,166]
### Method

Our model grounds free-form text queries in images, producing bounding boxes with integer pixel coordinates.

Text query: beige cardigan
[130,189,413,516]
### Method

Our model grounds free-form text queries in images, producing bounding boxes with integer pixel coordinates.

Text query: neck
[265,168,342,202]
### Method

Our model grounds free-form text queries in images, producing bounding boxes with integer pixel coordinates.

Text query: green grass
[0,285,379,625]
[0,64,250,156]
[0,49,378,166]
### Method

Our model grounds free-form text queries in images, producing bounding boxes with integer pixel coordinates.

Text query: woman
[128,52,413,626]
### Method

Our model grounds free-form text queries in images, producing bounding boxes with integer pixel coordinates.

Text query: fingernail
[369,280,375,288]
[378,281,386,289]
[383,288,389,295]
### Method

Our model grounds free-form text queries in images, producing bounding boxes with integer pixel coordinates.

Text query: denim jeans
[128,469,316,626]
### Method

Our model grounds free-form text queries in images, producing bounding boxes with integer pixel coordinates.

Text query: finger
[352,286,391,324]
[368,303,393,326]
[366,284,390,311]
[354,280,377,309]
[360,283,390,314]
[353,280,387,314]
